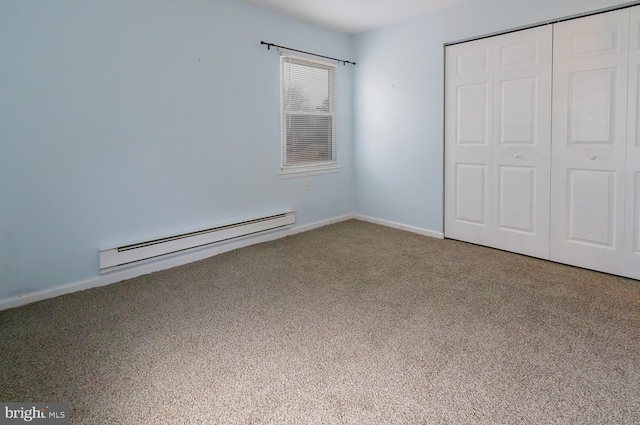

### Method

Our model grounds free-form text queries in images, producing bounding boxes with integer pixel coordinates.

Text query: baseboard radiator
[99,211,296,272]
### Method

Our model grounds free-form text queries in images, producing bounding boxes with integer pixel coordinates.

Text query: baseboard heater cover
[99,211,295,272]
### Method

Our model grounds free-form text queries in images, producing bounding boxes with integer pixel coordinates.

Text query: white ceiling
[243,0,475,34]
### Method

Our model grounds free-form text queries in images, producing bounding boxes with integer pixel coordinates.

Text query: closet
[444,6,640,280]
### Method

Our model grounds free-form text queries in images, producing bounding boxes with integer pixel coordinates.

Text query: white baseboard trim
[353,214,444,239]
[0,214,354,312]
[286,213,354,235]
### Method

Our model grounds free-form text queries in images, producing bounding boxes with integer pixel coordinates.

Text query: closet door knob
[513,154,520,159]
[590,155,597,160]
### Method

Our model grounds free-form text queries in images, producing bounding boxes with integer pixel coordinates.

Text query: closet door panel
[566,169,617,246]
[492,25,552,259]
[625,5,640,279]
[455,164,488,224]
[550,9,629,275]
[445,39,494,245]
[497,165,536,231]
[569,69,617,144]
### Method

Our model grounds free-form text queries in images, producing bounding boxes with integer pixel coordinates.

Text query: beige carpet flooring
[1,219,639,424]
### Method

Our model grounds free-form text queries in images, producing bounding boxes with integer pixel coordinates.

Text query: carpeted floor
[1,219,639,424]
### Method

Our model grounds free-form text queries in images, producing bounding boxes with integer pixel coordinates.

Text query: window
[281,55,337,174]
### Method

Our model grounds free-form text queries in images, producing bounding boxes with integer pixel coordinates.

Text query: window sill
[279,165,342,179]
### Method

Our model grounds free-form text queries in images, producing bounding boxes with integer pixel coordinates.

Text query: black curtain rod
[260,41,356,66]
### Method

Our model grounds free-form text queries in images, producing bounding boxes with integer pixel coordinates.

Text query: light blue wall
[353,0,636,233]
[0,0,354,299]
[4,0,636,302]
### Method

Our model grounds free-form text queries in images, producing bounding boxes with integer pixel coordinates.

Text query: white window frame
[280,53,340,178]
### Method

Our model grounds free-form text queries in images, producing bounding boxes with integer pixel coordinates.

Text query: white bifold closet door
[625,7,640,279]
[550,9,630,276]
[446,5,640,280]
[445,26,553,259]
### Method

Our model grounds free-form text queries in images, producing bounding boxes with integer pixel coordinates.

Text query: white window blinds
[282,56,336,168]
